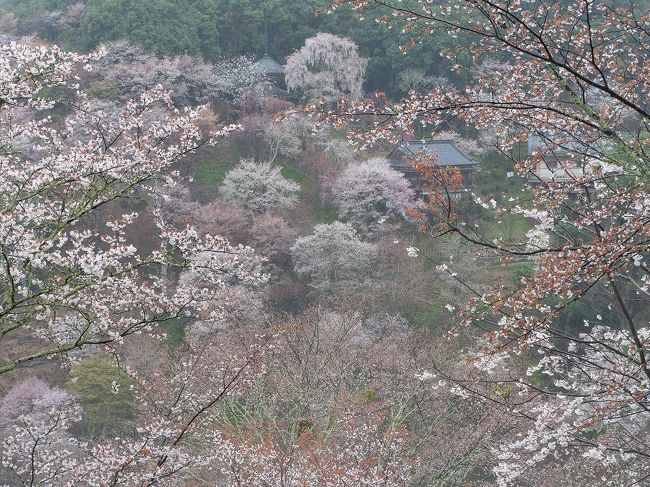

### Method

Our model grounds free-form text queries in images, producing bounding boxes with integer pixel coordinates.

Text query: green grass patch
[404,302,447,336]
[281,164,308,186]
[86,80,121,100]
[312,203,338,224]
[158,317,186,346]
[213,398,256,428]
[478,211,531,243]
[530,368,554,390]
[66,356,135,439]
[510,141,528,161]
[509,261,535,286]
[474,150,526,197]
[194,159,233,185]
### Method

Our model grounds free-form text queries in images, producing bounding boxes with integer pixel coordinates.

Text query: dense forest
[0,0,467,93]
[0,0,648,486]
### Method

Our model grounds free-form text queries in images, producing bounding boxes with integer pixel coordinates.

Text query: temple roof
[391,140,480,167]
[255,55,285,76]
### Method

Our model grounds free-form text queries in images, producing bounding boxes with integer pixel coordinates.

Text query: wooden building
[526,134,588,188]
[388,139,481,192]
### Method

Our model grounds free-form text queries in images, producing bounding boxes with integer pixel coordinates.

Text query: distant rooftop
[527,134,584,158]
[391,140,480,167]
[255,55,285,76]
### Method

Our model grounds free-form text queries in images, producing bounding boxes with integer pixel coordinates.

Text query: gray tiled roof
[255,55,285,76]
[391,140,480,167]
[528,134,611,158]
[528,134,574,157]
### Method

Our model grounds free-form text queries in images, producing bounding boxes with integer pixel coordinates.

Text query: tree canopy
[0,0,462,94]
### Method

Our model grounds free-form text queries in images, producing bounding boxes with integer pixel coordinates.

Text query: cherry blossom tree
[190,306,506,486]
[330,156,415,233]
[0,334,271,486]
[262,116,308,163]
[396,68,448,94]
[193,198,252,243]
[291,222,376,290]
[0,14,18,35]
[213,55,273,105]
[57,3,85,30]
[1,36,454,487]
[93,41,270,106]
[220,159,301,214]
[0,379,81,486]
[0,42,256,375]
[0,42,276,486]
[285,33,367,101]
[318,137,357,168]
[321,0,650,484]
[216,410,415,487]
[249,213,296,261]
[0,378,72,430]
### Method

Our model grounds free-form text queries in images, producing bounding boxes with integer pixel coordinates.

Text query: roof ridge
[395,139,480,166]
